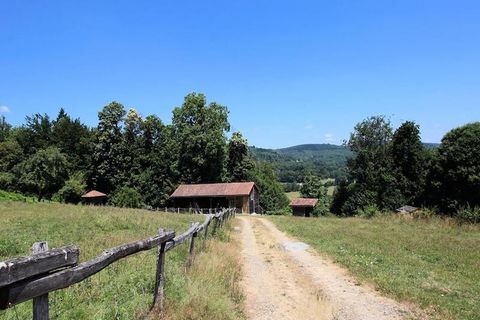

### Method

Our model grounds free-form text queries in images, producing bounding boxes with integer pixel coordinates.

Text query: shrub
[53,173,86,204]
[313,201,330,216]
[110,186,144,208]
[456,206,480,224]
[356,204,379,218]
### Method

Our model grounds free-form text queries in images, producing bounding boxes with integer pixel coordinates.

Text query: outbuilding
[170,182,259,214]
[290,198,318,217]
[396,205,419,214]
[81,190,107,205]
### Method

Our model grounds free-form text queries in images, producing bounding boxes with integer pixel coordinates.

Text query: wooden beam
[0,245,79,288]
[0,231,175,309]
[165,222,200,252]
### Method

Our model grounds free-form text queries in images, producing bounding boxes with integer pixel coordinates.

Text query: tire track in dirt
[237,216,417,320]
[236,216,332,320]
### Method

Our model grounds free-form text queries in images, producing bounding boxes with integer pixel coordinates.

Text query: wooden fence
[0,208,236,320]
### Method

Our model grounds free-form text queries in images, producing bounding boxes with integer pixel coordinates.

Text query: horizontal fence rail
[0,208,236,319]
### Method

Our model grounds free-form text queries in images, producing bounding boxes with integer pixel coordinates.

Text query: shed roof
[81,190,107,198]
[170,182,255,198]
[396,205,418,213]
[290,198,318,207]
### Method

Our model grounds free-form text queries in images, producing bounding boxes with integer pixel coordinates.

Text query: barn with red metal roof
[170,182,259,213]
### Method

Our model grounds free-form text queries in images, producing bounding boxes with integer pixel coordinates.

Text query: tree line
[0,93,289,211]
[326,116,480,222]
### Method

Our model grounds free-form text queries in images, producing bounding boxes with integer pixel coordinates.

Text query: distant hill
[250,142,440,183]
[278,144,345,152]
[423,142,440,150]
[249,144,351,183]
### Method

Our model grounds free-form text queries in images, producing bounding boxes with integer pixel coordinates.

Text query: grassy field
[269,215,480,320]
[285,189,335,199]
[0,202,244,320]
[285,191,300,201]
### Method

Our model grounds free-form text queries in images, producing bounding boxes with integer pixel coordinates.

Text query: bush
[110,186,144,208]
[356,204,379,218]
[313,201,330,216]
[53,173,86,204]
[457,206,480,224]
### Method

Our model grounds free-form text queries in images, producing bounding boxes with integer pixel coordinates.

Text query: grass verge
[157,226,244,320]
[268,215,480,320]
[0,201,243,320]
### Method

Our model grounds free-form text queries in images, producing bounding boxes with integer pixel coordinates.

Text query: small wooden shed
[170,182,259,214]
[290,198,318,217]
[81,190,107,205]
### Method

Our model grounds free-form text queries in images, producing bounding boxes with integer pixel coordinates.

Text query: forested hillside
[250,142,439,184]
[249,144,351,183]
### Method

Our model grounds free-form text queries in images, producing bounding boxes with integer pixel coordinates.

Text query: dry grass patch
[157,227,245,320]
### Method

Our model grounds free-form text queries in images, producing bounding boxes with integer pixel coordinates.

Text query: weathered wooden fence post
[204,217,210,240]
[187,223,197,269]
[212,215,218,235]
[32,241,49,320]
[153,229,167,312]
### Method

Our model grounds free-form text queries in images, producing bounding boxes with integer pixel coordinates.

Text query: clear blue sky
[1,1,479,148]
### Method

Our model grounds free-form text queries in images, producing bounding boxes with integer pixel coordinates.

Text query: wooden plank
[0,231,175,309]
[0,245,79,288]
[165,222,200,252]
[32,242,49,320]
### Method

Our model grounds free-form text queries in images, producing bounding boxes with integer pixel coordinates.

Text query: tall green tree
[248,163,289,212]
[16,113,52,154]
[122,108,143,182]
[135,116,177,207]
[90,101,126,193]
[172,93,230,183]
[428,122,480,213]
[0,116,11,142]
[227,132,254,182]
[301,175,330,216]
[336,116,402,214]
[0,137,23,190]
[51,108,93,171]
[300,175,324,198]
[18,147,68,200]
[390,121,427,204]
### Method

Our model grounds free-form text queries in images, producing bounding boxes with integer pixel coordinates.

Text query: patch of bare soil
[236,216,417,320]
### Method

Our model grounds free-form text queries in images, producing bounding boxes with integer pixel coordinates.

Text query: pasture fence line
[158,207,230,215]
[0,208,236,320]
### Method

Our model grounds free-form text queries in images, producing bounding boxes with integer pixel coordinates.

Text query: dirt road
[236,216,415,320]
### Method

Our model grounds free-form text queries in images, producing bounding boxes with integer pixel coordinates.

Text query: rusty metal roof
[170,182,255,198]
[81,190,107,198]
[290,198,318,207]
